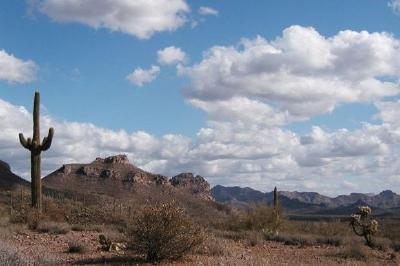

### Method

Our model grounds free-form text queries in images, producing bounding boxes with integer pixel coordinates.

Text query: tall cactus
[272,186,281,234]
[19,91,54,212]
[273,186,278,210]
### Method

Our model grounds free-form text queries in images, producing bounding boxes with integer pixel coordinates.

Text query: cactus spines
[19,91,54,212]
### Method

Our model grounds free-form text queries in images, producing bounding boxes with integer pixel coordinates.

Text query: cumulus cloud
[126,65,160,86]
[179,26,400,123]
[38,0,190,39]
[389,0,400,14]
[3,95,400,195]
[0,49,37,83]
[5,26,400,195]
[198,6,218,16]
[157,46,187,65]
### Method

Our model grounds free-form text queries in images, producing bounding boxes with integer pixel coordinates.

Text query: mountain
[43,155,212,200]
[0,160,29,190]
[211,185,400,213]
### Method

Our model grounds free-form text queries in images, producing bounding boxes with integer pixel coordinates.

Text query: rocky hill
[43,155,212,200]
[0,160,29,190]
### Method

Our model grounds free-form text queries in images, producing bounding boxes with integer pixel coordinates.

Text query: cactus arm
[19,133,31,149]
[41,127,54,151]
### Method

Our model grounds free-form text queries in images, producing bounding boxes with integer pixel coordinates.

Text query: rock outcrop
[170,173,212,200]
[43,155,210,200]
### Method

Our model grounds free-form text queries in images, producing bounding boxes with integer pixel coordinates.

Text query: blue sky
[1,0,400,195]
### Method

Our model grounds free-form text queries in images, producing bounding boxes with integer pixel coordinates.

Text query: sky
[1,0,400,196]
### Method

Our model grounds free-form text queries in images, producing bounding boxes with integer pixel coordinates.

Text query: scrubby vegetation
[67,241,87,254]
[128,201,203,261]
[1,187,400,265]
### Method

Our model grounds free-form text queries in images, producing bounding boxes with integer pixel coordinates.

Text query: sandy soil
[1,228,399,266]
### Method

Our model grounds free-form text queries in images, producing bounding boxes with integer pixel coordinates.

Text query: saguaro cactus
[19,91,54,212]
[273,186,278,210]
[272,186,281,234]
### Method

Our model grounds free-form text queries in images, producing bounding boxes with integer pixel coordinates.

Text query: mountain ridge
[211,185,400,212]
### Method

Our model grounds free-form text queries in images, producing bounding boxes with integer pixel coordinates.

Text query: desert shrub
[67,241,87,253]
[246,231,263,247]
[368,237,392,251]
[332,243,369,261]
[283,220,350,237]
[264,232,319,247]
[225,204,282,233]
[37,221,71,234]
[242,204,276,231]
[194,235,229,257]
[316,236,343,246]
[392,241,400,252]
[217,230,250,241]
[0,242,29,266]
[127,201,203,262]
[71,224,85,232]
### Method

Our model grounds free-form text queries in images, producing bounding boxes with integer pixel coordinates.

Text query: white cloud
[389,0,400,14]
[157,46,187,65]
[375,100,400,126]
[189,97,291,126]
[5,26,400,195]
[0,50,37,83]
[3,95,400,195]
[38,0,190,39]
[179,26,400,123]
[198,6,218,16]
[126,65,160,86]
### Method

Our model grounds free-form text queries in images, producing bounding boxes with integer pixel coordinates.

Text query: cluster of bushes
[224,204,281,233]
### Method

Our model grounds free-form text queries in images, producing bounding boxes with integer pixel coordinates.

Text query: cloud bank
[3,26,400,195]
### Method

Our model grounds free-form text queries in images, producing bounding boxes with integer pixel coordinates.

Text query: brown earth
[1,227,398,265]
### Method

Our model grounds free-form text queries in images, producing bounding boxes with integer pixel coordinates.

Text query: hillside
[0,160,29,190]
[43,155,212,201]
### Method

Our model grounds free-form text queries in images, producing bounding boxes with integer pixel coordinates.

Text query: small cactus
[350,206,378,247]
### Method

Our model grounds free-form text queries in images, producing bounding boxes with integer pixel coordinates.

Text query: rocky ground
[0,226,398,266]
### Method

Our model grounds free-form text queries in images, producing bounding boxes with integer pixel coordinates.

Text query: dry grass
[0,241,30,266]
[331,243,369,261]
[37,221,71,234]
[194,235,230,257]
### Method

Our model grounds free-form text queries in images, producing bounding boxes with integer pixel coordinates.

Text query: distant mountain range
[211,185,400,215]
